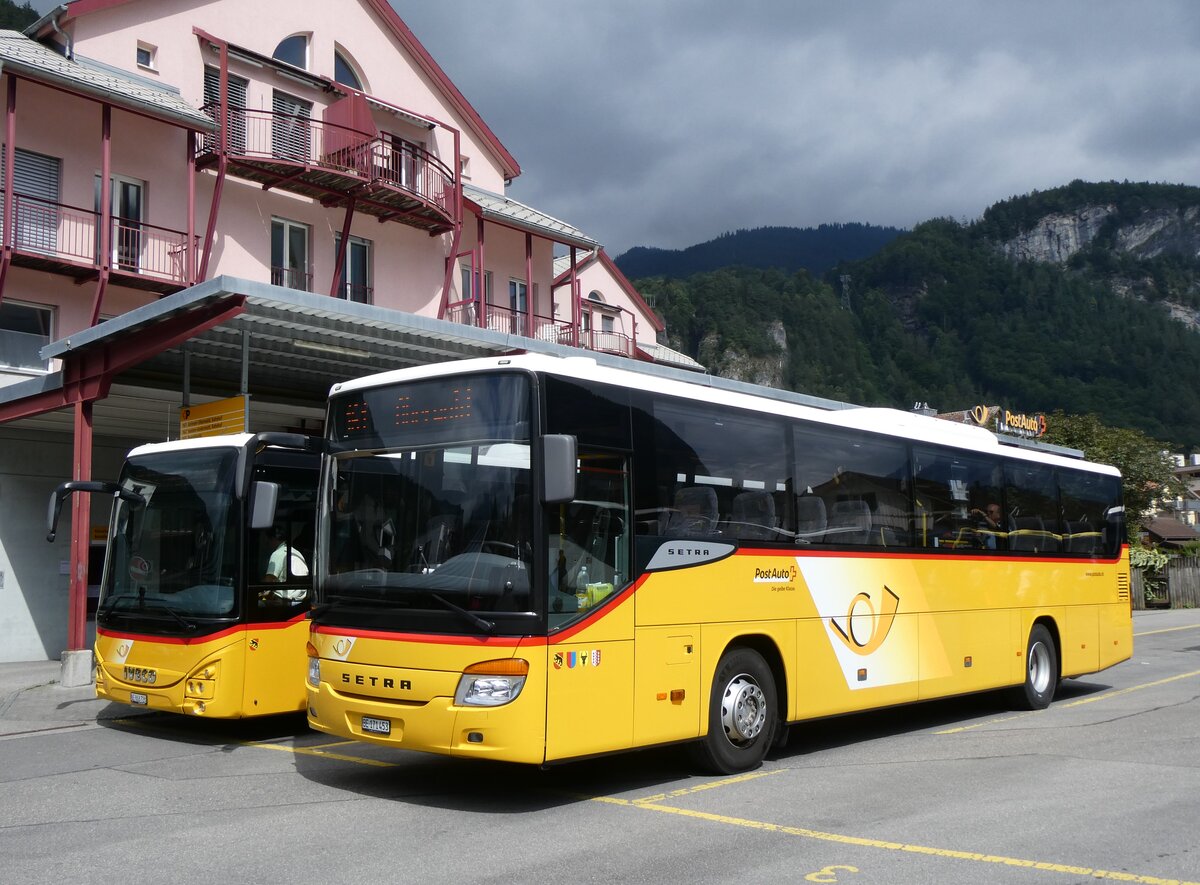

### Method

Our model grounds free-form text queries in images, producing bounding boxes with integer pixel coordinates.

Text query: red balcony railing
[199,106,457,229]
[444,300,631,356]
[0,191,195,287]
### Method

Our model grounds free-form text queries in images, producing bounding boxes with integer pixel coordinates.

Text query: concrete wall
[0,425,139,662]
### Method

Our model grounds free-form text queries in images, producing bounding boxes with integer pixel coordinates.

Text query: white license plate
[361,716,391,736]
[129,692,148,706]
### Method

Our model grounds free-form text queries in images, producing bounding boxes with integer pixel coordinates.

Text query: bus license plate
[361,716,390,736]
[130,692,148,706]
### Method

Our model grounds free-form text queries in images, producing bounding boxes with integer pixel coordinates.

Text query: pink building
[0,0,687,662]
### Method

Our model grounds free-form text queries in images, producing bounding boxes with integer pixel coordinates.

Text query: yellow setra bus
[49,433,318,718]
[305,354,1130,772]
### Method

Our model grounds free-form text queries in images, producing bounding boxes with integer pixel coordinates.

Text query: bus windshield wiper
[153,604,197,632]
[431,594,494,634]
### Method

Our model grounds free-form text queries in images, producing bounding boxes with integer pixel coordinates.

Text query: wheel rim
[1028,640,1052,695]
[720,672,767,745]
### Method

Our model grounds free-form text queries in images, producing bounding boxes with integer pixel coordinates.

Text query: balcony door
[202,67,248,154]
[95,173,144,271]
[272,217,310,291]
[273,91,313,163]
[334,233,372,303]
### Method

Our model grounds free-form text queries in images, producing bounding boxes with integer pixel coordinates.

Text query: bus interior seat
[728,490,777,540]
[825,499,872,543]
[795,496,827,540]
[1009,516,1045,552]
[411,515,456,570]
[1064,520,1100,553]
[664,486,719,536]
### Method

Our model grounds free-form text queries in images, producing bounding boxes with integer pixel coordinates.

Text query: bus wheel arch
[693,637,785,774]
[1011,619,1060,711]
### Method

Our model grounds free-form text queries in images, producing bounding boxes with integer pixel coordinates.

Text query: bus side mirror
[249,481,280,530]
[542,434,577,505]
[46,480,139,542]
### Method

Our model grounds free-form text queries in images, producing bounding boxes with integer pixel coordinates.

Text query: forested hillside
[634,182,1200,447]
[614,223,903,279]
[0,1,36,30]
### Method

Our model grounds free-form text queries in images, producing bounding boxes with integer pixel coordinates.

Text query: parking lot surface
[2,609,1199,884]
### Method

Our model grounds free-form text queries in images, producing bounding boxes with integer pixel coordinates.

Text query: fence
[1131,555,1200,610]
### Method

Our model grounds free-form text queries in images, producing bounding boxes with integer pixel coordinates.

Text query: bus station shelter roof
[0,276,853,438]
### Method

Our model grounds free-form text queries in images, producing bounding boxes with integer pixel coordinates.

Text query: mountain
[613,223,904,279]
[633,181,1200,448]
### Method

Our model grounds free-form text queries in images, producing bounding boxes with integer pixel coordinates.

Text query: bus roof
[127,433,259,459]
[329,354,1118,477]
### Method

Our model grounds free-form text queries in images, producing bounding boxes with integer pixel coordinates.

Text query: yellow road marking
[249,740,396,767]
[1135,623,1200,637]
[1060,669,1200,708]
[632,769,786,804]
[303,739,359,750]
[226,740,1193,884]
[614,800,1197,885]
[936,668,1200,733]
[934,712,1033,735]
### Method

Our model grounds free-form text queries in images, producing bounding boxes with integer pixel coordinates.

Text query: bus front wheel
[1011,624,1058,710]
[693,647,777,774]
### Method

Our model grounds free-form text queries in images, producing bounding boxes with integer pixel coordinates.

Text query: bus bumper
[305,679,545,765]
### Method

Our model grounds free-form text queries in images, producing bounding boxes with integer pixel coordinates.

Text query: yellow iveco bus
[49,432,318,718]
[305,354,1130,772]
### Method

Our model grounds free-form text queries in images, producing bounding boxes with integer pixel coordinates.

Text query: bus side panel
[95,629,248,717]
[1058,605,1100,678]
[1097,602,1134,671]
[240,617,310,716]
[632,625,700,746]
[545,596,635,762]
[917,609,1020,699]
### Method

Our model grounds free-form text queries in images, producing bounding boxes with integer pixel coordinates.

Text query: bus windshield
[320,373,534,634]
[98,448,241,632]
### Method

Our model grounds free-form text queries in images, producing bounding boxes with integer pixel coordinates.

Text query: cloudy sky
[30,1,1200,255]
[390,0,1200,256]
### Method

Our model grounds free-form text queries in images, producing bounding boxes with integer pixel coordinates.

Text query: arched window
[273,34,308,69]
[334,49,362,90]
[588,290,605,303]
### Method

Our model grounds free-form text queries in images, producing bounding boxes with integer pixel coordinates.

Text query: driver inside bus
[262,525,309,600]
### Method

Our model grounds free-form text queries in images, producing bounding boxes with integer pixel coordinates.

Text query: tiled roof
[0,31,213,130]
[464,183,598,250]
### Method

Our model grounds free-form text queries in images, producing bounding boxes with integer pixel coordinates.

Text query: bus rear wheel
[693,647,777,774]
[1011,624,1058,710]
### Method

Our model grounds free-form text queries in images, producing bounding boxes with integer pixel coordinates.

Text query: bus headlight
[455,658,528,707]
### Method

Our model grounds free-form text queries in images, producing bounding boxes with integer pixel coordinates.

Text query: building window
[460,266,492,302]
[334,234,372,303]
[459,156,471,179]
[272,34,308,69]
[333,49,362,90]
[0,301,52,372]
[94,173,145,271]
[136,42,156,70]
[1,147,61,253]
[271,218,310,291]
